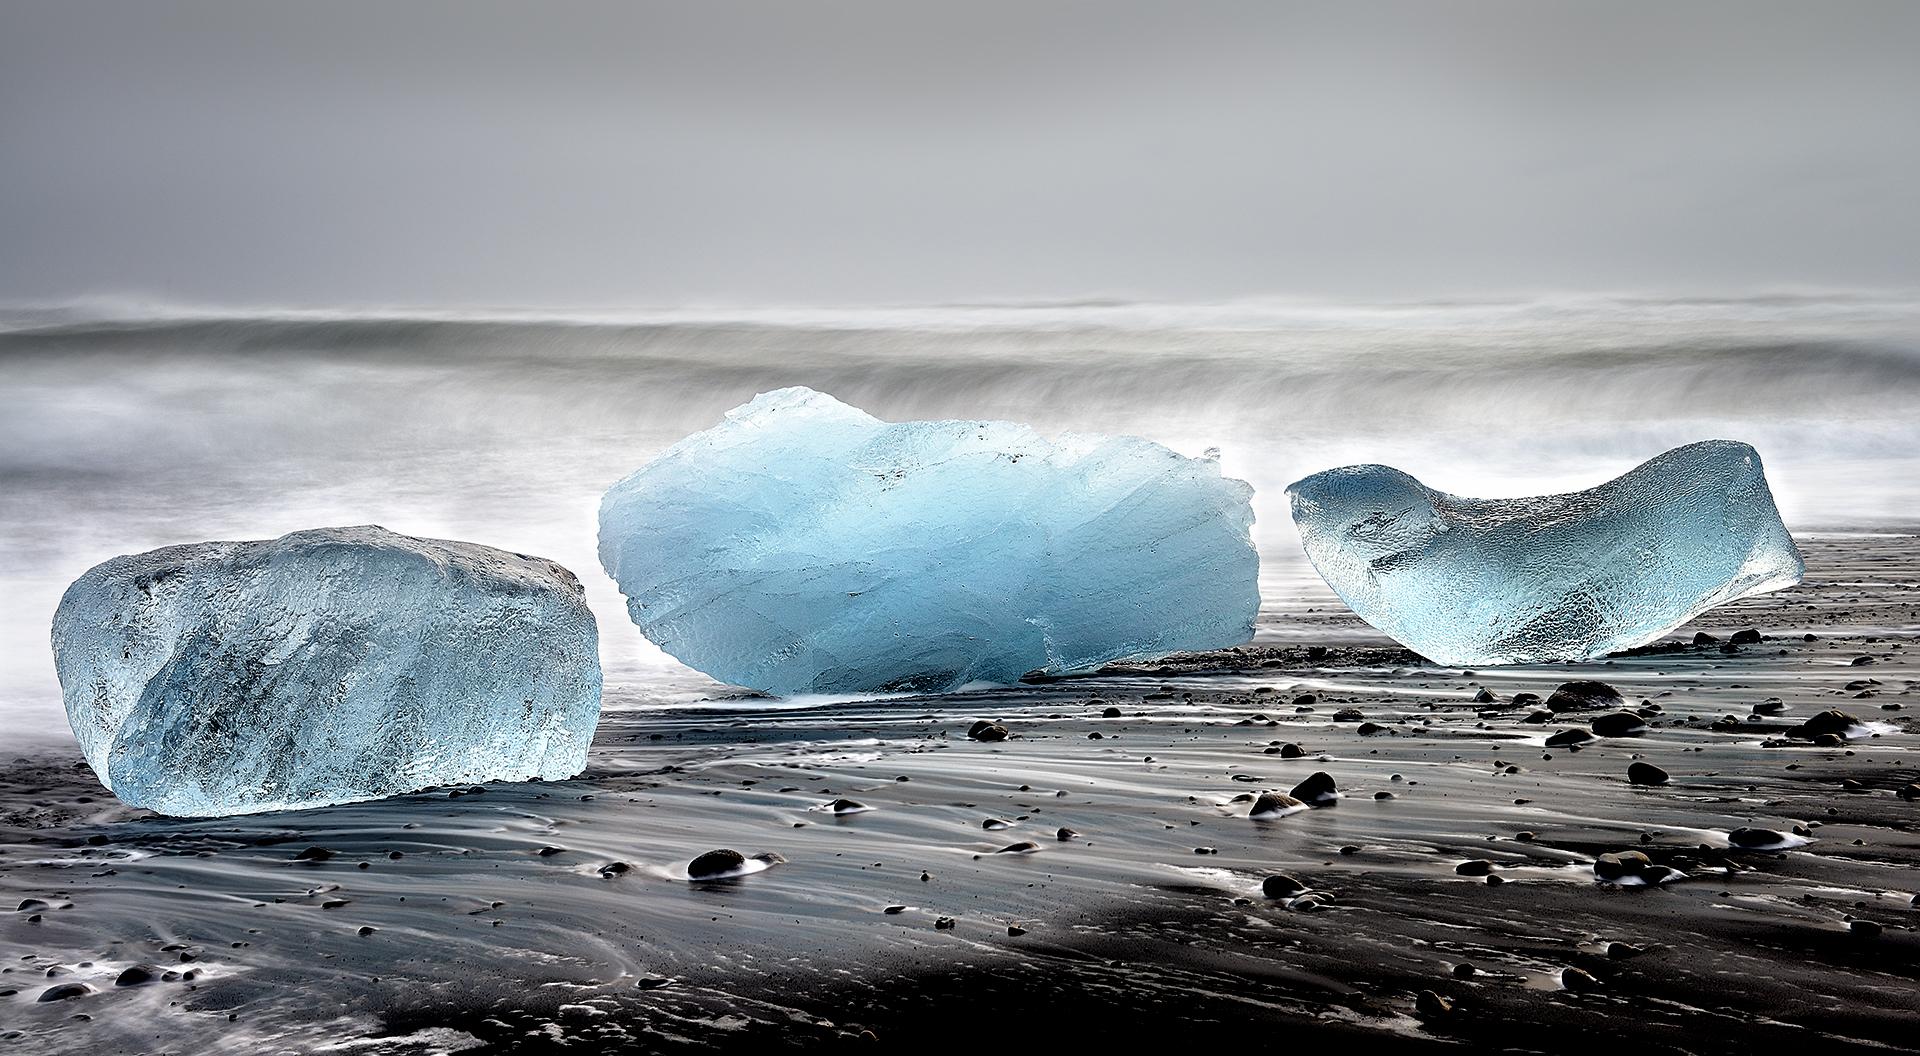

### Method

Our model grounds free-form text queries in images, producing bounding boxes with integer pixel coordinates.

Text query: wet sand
[3,533,1917,1054]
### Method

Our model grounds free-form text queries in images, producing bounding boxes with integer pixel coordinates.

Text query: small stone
[1471,688,1496,703]
[1007,924,1027,937]
[1333,707,1365,722]
[1250,792,1307,819]
[1262,874,1308,898]
[968,721,1009,742]
[114,965,159,987]
[687,849,749,879]
[1627,762,1669,786]
[1279,742,1306,759]
[1561,967,1601,992]
[830,798,869,814]
[934,916,956,930]
[1056,827,1079,841]
[1356,722,1391,736]
[1730,628,1762,645]
[293,846,333,862]
[1290,771,1339,805]
[1454,859,1496,877]
[38,982,93,1002]
[1591,712,1648,737]
[993,841,1040,854]
[1545,728,1593,747]
[1546,680,1623,713]
[1415,990,1453,1018]
[1594,851,1650,882]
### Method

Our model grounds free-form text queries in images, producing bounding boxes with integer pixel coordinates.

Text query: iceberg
[598,387,1259,694]
[52,526,602,816]
[1286,440,1803,665]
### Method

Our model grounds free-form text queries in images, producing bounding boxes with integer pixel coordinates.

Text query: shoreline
[2,534,1915,1053]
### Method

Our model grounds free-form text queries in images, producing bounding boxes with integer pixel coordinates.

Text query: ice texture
[598,387,1259,694]
[1286,441,1803,665]
[52,526,602,816]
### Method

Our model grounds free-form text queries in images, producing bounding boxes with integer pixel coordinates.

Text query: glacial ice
[597,387,1259,695]
[52,526,602,816]
[1286,440,1803,665]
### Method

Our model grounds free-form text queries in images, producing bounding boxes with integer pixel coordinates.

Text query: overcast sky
[2,1,1916,309]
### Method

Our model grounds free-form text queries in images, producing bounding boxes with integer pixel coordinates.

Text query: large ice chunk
[598,387,1259,694]
[52,526,602,816]
[1287,441,1803,665]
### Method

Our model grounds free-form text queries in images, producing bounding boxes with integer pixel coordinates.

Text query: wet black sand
[3,534,1917,1054]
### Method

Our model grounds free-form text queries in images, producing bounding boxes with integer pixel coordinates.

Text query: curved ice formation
[598,387,1259,694]
[52,526,602,816]
[1286,441,1803,665]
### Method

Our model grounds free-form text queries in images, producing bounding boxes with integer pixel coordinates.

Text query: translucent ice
[52,526,602,816]
[598,387,1259,694]
[1286,441,1803,665]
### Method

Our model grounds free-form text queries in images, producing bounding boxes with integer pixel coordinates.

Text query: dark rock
[38,982,93,1002]
[1727,827,1791,850]
[1851,919,1884,938]
[1056,827,1079,841]
[1101,706,1123,718]
[1279,742,1306,759]
[687,849,748,879]
[293,846,333,862]
[1591,712,1648,737]
[358,926,376,936]
[1454,859,1496,876]
[1606,942,1646,958]
[1262,874,1308,898]
[1471,688,1496,703]
[1546,681,1623,712]
[1291,693,1318,707]
[1007,924,1027,937]
[968,721,1009,742]
[983,818,1011,830]
[830,798,868,814]
[1692,632,1719,645]
[1787,710,1860,740]
[994,841,1041,854]
[1250,792,1305,818]
[1594,851,1650,882]
[1451,962,1477,978]
[1511,692,1542,708]
[1290,771,1339,805]
[16,898,50,912]
[1730,628,1762,645]
[1545,728,1594,747]
[598,861,633,878]
[1356,722,1391,736]
[1415,990,1453,1018]
[883,905,906,914]
[1562,967,1602,992]
[1332,707,1365,723]
[114,965,159,987]
[934,916,956,930]
[1899,784,1920,802]
[1627,762,1669,786]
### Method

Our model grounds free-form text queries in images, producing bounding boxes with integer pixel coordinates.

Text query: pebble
[1290,771,1339,805]
[1262,874,1308,898]
[686,849,748,879]
[1546,680,1623,712]
[1591,712,1648,737]
[1562,967,1602,992]
[1627,762,1669,786]
[1415,990,1453,1017]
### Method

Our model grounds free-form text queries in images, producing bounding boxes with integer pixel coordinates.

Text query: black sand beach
[5,534,1916,1054]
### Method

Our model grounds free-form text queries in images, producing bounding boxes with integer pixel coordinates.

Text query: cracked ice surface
[52,526,602,816]
[1287,440,1804,665]
[598,387,1259,695]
